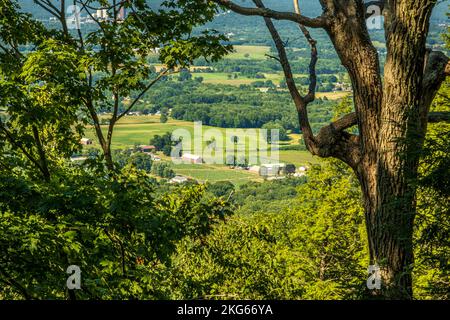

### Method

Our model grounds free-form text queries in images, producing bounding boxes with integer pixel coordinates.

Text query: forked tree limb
[292,0,317,104]
[219,0,449,163]
[252,0,361,167]
[251,1,312,134]
[423,51,450,92]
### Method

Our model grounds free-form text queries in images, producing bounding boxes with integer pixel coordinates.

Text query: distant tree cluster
[113,149,153,172]
[150,132,179,156]
[151,162,175,179]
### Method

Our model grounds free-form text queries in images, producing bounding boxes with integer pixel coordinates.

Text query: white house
[80,138,93,145]
[182,153,203,164]
[170,176,189,184]
[259,163,286,177]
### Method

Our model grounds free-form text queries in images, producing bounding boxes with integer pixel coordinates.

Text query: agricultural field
[154,45,272,63]
[86,115,303,154]
[190,72,286,86]
[316,91,351,100]
[84,115,320,184]
[84,116,195,149]
[277,150,320,167]
[226,45,271,60]
[151,45,352,97]
[170,163,263,186]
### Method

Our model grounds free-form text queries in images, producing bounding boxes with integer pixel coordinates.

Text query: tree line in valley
[134,78,337,133]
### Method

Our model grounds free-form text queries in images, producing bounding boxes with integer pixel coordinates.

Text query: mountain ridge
[18,0,449,21]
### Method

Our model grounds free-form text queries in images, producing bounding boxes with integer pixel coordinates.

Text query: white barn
[182,153,203,164]
[259,163,286,177]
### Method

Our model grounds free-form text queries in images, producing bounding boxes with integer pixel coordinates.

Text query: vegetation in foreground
[0,0,448,300]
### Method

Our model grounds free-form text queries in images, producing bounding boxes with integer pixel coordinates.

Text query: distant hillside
[18,0,449,21]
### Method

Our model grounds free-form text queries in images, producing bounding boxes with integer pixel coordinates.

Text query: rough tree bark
[213,0,450,299]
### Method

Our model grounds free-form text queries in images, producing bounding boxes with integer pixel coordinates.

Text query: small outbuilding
[80,138,93,145]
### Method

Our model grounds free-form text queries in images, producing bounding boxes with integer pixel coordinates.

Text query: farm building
[139,145,156,153]
[259,163,286,177]
[151,154,161,161]
[170,176,189,184]
[182,153,203,164]
[127,111,142,116]
[80,138,93,145]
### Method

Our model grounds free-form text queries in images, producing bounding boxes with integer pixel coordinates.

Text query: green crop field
[191,72,286,86]
[84,116,195,149]
[153,45,271,62]
[84,115,320,184]
[316,91,351,100]
[171,163,262,185]
[85,116,299,153]
[226,45,271,60]
[277,150,320,167]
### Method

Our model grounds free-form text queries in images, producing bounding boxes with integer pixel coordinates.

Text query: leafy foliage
[167,161,368,300]
[413,79,450,300]
[0,162,231,299]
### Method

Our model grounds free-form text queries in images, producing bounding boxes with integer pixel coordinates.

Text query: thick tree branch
[211,0,329,28]
[423,51,449,92]
[330,112,358,131]
[293,0,318,104]
[421,50,450,125]
[252,0,312,138]
[325,111,450,127]
[428,112,450,123]
[252,0,360,168]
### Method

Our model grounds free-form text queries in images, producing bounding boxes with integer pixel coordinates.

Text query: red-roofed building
[139,145,156,154]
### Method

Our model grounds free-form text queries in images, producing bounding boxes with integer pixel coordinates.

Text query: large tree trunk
[360,161,416,299]
[215,0,449,299]
[328,0,440,299]
[361,1,435,299]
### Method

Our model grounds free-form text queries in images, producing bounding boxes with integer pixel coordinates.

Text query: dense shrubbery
[167,162,368,300]
[165,134,450,300]
[0,161,231,299]
[151,162,176,179]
